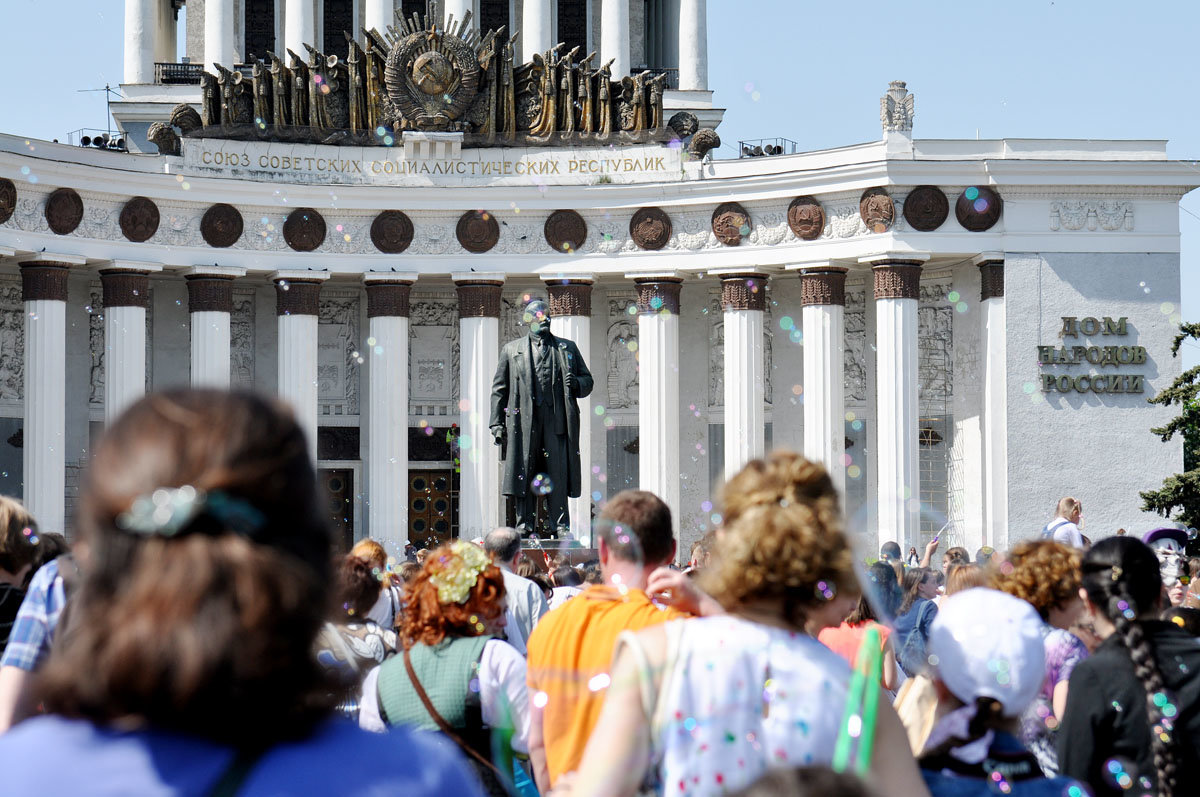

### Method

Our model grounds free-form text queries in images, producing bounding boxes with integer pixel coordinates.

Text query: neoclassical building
[0,2,1193,561]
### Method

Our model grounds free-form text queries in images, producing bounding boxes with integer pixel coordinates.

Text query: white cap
[927,588,1046,717]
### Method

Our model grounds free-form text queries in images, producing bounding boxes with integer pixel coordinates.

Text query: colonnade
[16,256,1007,554]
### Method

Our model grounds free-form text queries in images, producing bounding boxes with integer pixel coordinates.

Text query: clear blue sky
[1,0,1197,364]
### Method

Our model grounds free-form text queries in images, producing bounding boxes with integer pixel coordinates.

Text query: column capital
[545,277,594,317]
[186,273,235,313]
[800,267,848,306]
[631,274,683,315]
[978,261,1005,301]
[272,272,328,317]
[868,259,924,301]
[717,273,768,312]
[365,274,417,318]
[19,262,71,302]
[100,268,154,309]
[453,275,505,319]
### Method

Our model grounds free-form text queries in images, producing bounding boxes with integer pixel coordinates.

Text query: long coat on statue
[489,333,594,498]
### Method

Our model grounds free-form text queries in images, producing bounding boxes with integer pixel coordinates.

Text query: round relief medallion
[711,202,752,246]
[45,188,83,235]
[201,203,244,248]
[859,187,894,234]
[629,206,672,251]
[119,196,160,242]
[544,209,587,253]
[370,210,414,254]
[0,178,15,224]
[787,196,825,241]
[956,186,1003,232]
[902,185,949,232]
[283,207,327,252]
[456,210,500,253]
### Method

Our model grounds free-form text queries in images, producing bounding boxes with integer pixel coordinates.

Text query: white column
[101,265,161,426]
[366,0,394,33]
[155,0,177,63]
[273,272,329,463]
[523,0,554,63]
[716,273,766,479]
[866,255,927,552]
[185,267,243,388]
[204,0,236,71]
[285,0,317,61]
[547,277,595,545]
[124,0,158,83]
[977,256,1008,550]
[601,0,630,78]
[678,0,707,90]
[455,275,505,540]
[800,267,848,496]
[444,0,475,30]
[635,276,681,538]
[21,258,78,534]
[365,274,417,554]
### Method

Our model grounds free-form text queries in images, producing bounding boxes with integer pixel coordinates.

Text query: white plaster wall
[1005,252,1183,544]
[151,278,191,389]
[949,263,984,553]
[677,280,708,561]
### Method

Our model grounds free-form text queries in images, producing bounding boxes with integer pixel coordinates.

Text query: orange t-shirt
[818,620,892,674]
[526,584,687,785]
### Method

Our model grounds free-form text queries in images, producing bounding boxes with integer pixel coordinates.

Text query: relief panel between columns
[0,277,23,402]
[318,291,362,417]
[231,288,257,389]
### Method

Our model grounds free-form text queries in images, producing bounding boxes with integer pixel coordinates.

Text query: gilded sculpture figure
[165,0,668,148]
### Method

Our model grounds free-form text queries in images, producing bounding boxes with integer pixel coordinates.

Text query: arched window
[558,0,587,55]
[479,0,510,35]
[323,0,354,60]
[244,0,276,61]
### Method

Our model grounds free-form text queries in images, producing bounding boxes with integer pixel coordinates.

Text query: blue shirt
[0,714,485,796]
[0,559,66,672]
[922,732,1087,797]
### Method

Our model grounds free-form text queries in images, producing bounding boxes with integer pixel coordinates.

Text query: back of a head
[898,567,930,615]
[702,451,855,628]
[483,527,523,564]
[338,554,383,619]
[349,538,387,569]
[880,541,902,562]
[945,564,987,596]
[39,389,332,747]
[727,766,877,797]
[597,490,674,566]
[553,564,583,587]
[1055,496,1081,519]
[943,547,969,569]
[975,546,995,566]
[848,560,900,624]
[991,539,1081,619]
[0,495,39,578]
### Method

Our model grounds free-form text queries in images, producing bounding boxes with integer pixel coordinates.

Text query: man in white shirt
[483,527,549,655]
[1042,497,1085,548]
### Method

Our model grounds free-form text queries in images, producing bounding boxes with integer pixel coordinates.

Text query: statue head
[524,299,551,335]
[1143,527,1188,588]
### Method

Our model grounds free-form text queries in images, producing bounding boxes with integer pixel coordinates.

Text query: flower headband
[428,541,492,605]
[115,485,266,539]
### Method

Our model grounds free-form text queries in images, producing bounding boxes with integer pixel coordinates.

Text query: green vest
[377,635,492,730]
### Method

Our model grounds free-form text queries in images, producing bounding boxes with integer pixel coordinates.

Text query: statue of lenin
[489,299,593,537]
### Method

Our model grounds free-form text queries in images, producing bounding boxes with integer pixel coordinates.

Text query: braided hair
[1081,537,1177,797]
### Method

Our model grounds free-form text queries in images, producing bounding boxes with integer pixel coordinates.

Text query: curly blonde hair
[991,539,1081,619]
[701,451,857,628]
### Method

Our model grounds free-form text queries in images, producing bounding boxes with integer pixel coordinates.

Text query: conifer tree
[1140,322,1200,529]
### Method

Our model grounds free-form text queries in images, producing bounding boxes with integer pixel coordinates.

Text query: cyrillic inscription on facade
[1037,316,1146,394]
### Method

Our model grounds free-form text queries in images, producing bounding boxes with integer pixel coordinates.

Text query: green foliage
[1141,323,1200,528]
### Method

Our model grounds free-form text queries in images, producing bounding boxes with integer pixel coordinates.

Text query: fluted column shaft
[456,277,505,540]
[871,259,923,550]
[101,269,155,425]
[204,0,236,70]
[547,278,595,544]
[801,268,848,496]
[186,270,238,388]
[365,275,416,554]
[678,0,708,90]
[124,0,158,83]
[284,0,316,63]
[718,274,766,478]
[443,0,474,29]
[274,274,326,463]
[21,263,69,533]
[523,0,554,63]
[636,277,681,538]
[601,0,631,78]
[979,258,1008,550]
[365,0,393,33]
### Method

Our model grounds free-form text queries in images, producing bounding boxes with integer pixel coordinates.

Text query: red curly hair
[991,540,1081,619]
[400,543,507,648]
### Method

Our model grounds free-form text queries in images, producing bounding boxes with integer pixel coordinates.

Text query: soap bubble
[532,474,553,495]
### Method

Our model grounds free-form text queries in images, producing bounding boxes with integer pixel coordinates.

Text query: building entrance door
[409,469,457,547]
[320,467,354,552]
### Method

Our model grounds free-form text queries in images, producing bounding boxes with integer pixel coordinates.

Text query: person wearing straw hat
[917,588,1086,796]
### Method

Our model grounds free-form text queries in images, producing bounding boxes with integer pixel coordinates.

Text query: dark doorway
[244,0,276,61]
[321,467,354,552]
[479,0,510,34]
[558,0,587,55]
[409,469,458,548]
[323,0,353,60]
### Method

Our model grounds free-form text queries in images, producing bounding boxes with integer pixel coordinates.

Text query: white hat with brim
[927,588,1047,717]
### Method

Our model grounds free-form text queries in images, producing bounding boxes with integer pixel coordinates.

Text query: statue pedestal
[519,542,598,567]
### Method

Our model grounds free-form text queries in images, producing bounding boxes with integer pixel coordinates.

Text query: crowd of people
[0,388,1197,796]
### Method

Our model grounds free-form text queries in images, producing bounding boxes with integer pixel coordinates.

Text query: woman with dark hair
[819,560,902,693]
[0,390,481,795]
[315,554,398,719]
[894,567,939,677]
[1057,536,1200,797]
[359,540,530,796]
